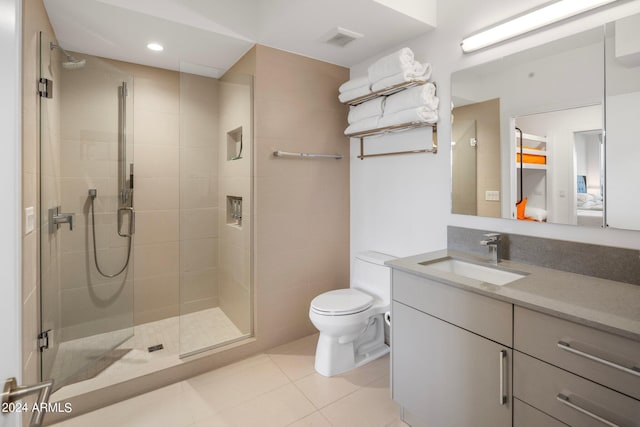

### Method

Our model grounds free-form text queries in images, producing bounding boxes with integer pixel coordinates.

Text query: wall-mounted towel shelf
[347,121,437,160]
[344,79,429,106]
[273,150,343,160]
[342,79,438,160]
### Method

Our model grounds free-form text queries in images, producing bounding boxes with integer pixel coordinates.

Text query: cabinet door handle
[499,349,507,405]
[557,341,640,377]
[556,393,619,427]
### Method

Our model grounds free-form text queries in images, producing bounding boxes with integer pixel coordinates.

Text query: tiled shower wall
[58,57,134,342]
[179,73,221,317]
[58,60,226,330]
[217,74,253,334]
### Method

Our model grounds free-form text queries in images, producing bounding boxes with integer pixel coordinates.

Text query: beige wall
[453,99,502,218]
[253,45,350,345]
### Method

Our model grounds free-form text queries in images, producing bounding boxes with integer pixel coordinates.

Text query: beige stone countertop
[386,249,640,342]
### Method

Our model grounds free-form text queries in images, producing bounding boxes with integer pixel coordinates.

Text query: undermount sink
[419,257,527,286]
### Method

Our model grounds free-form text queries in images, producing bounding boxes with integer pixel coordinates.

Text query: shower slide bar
[118,81,131,205]
[273,150,343,160]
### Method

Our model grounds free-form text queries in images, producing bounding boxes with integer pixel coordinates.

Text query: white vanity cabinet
[391,270,513,427]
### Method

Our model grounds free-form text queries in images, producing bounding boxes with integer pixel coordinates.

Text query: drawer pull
[557,340,640,377]
[556,393,619,427]
[499,350,507,405]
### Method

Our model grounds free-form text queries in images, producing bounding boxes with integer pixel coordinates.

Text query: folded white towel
[348,98,384,124]
[338,85,372,103]
[344,116,380,135]
[378,107,438,127]
[339,76,370,93]
[384,83,438,115]
[371,62,432,92]
[368,48,415,84]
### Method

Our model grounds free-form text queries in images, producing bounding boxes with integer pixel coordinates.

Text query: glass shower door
[39,32,135,390]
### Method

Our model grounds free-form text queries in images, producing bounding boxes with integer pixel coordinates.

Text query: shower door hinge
[38,330,52,352]
[38,78,53,98]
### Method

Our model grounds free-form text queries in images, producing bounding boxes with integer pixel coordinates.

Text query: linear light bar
[460,0,619,53]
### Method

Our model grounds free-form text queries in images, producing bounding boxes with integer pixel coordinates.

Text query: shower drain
[148,344,164,353]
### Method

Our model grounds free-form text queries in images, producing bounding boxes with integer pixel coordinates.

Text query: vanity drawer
[514,351,640,427]
[514,306,640,400]
[514,398,566,427]
[392,270,512,346]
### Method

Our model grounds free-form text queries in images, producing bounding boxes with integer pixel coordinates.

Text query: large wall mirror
[451,12,640,231]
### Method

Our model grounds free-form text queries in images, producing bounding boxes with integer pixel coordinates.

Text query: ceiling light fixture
[460,0,619,53]
[146,42,164,52]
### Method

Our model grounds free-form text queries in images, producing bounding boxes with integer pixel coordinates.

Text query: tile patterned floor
[52,334,407,427]
[52,308,244,401]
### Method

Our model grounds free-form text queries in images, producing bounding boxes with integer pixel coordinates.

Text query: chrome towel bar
[273,150,343,160]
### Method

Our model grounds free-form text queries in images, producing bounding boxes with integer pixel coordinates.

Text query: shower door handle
[117,207,135,237]
[2,377,54,427]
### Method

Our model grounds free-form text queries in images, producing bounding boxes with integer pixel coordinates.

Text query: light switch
[25,206,35,235]
[485,191,500,201]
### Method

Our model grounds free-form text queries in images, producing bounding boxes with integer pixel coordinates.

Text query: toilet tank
[352,251,396,304]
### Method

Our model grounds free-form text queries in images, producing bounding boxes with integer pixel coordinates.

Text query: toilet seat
[311,289,374,315]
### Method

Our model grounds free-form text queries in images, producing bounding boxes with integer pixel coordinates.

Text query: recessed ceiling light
[147,43,164,52]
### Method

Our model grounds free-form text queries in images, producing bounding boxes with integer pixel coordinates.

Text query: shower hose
[89,191,132,278]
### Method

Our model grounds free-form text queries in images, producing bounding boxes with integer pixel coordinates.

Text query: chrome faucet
[480,233,501,265]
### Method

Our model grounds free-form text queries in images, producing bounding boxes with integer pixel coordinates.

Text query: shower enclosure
[38,33,254,395]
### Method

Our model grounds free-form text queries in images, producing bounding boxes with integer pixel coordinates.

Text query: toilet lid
[311,289,374,315]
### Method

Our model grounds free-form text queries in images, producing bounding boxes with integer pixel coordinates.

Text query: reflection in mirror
[451,99,500,217]
[513,106,602,226]
[605,12,640,230]
[451,26,606,228]
[451,120,478,215]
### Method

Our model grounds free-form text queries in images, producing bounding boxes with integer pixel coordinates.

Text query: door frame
[0,0,23,425]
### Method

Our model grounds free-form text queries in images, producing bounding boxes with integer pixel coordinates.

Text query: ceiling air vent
[324,27,363,47]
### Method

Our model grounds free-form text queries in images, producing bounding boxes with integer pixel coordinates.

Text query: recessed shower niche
[227,196,243,227]
[227,127,243,160]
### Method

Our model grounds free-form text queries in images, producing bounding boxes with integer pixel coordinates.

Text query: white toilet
[309,251,395,377]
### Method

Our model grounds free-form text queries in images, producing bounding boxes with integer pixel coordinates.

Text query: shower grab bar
[273,150,343,160]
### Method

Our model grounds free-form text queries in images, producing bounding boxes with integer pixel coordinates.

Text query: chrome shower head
[50,42,86,70]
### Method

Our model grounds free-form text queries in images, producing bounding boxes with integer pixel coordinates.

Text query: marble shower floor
[52,307,245,401]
